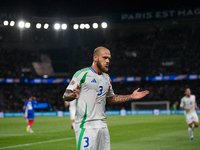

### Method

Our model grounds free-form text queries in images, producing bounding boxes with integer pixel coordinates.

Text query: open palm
[131,88,149,100]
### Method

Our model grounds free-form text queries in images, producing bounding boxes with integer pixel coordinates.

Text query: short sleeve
[193,95,196,102]
[106,77,115,98]
[66,71,81,91]
[180,97,185,108]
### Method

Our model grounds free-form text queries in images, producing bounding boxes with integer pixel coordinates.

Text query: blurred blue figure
[23,96,38,133]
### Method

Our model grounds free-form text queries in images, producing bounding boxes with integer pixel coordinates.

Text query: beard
[97,59,109,72]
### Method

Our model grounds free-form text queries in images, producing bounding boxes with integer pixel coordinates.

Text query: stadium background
[0,2,200,114]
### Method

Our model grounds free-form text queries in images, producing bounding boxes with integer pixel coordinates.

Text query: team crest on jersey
[70,80,76,85]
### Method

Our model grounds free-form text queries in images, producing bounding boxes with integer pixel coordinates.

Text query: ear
[93,54,98,62]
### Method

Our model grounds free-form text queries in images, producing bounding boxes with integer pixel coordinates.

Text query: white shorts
[185,112,199,124]
[75,126,110,150]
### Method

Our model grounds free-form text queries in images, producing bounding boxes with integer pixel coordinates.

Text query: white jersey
[66,67,115,128]
[65,100,76,120]
[66,100,76,112]
[180,95,196,114]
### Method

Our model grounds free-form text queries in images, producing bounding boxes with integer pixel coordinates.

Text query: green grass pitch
[0,115,199,150]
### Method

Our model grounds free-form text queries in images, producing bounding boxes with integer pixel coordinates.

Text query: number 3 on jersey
[83,137,89,148]
[98,86,103,96]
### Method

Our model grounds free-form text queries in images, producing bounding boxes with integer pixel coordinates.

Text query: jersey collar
[89,67,103,75]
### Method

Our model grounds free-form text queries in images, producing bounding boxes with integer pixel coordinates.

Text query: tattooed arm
[63,85,80,101]
[107,88,149,104]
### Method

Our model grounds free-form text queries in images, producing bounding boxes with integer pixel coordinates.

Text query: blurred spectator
[0,80,199,112]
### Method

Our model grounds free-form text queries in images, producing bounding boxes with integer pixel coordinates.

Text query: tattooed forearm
[107,94,133,104]
[63,89,76,101]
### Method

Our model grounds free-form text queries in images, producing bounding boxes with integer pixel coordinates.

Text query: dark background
[1,1,200,16]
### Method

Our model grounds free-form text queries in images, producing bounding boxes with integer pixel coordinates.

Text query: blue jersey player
[23,96,38,133]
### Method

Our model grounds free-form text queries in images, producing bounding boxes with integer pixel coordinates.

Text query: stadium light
[61,23,67,30]
[44,23,49,29]
[36,23,41,29]
[93,23,98,29]
[80,24,84,29]
[18,21,25,28]
[101,22,107,28]
[3,20,9,26]
[54,23,60,30]
[25,22,31,28]
[43,75,48,78]
[73,24,79,30]
[10,21,15,27]
[85,24,90,29]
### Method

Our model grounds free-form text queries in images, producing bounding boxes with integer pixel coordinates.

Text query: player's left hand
[131,88,149,100]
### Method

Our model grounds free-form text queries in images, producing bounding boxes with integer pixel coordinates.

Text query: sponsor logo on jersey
[70,80,76,85]
[91,78,97,83]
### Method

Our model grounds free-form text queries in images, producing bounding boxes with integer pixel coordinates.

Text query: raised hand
[130,88,149,100]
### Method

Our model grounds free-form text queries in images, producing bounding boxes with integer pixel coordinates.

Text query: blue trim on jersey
[89,67,97,74]
[89,66,103,75]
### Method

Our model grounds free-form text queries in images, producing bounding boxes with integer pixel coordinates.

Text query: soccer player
[23,96,38,133]
[180,88,199,140]
[63,46,149,150]
[64,99,76,129]
[171,101,179,115]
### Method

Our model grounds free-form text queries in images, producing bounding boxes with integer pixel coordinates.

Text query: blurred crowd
[0,49,40,78]
[0,80,199,112]
[0,18,200,112]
